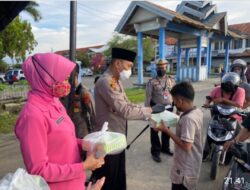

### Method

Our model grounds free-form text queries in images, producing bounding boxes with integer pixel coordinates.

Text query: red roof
[55,45,105,55]
[229,22,250,36]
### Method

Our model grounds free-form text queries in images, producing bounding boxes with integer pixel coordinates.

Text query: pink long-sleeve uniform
[15,53,86,190]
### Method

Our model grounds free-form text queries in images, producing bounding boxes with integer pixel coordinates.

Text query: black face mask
[157,69,166,77]
[221,82,237,93]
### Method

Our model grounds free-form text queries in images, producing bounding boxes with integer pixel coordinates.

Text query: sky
[19,0,250,55]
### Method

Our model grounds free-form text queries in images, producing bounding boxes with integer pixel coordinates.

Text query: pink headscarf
[22,53,76,98]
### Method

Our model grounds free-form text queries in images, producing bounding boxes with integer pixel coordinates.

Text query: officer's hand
[83,153,105,171]
[86,177,105,190]
[224,140,234,151]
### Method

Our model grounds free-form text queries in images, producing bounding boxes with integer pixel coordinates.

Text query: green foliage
[16,80,28,86]
[0,60,8,73]
[0,112,18,134]
[125,87,145,103]
[76,52,90,68]
[0,16,37,63]
[12,63,22,69]
[0,84,7,91]
[24,1,42,22]
[105,33,155,62]
[0,38,3,59]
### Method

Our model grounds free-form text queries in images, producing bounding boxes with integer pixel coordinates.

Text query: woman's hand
[82,140,92,151]
[86,177,105,190]
[83,153,105,171]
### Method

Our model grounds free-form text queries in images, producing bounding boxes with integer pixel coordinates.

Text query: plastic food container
[151,110,179,127]
[83,122,127,157]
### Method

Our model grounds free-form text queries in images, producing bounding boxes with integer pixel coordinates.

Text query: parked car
[81,68,93,76]
[4,69,25,84]
[0,72,5,83]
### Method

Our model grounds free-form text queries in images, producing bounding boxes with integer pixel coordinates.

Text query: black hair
[247,62,250,66]
[170,82,195,101]
[94,76,100,84]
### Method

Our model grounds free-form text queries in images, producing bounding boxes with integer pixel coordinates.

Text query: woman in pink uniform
[15,53,105,190]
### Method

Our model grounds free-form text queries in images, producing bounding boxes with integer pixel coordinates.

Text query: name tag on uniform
[163,92,169,100]
[56,116,64,125]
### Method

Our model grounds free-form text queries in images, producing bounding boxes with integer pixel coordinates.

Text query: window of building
[246,39,250,48]
[214,42,219,50]
[233,40,243,49]
[220,42,224,50]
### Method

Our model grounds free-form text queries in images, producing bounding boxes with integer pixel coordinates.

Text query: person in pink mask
[15,53,105,190]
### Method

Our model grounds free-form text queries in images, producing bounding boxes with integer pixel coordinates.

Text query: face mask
[173,102,182,112]
[120,69,132,80]
[52,82,71,97]
[221,82,236,93]
[157,69,166,77]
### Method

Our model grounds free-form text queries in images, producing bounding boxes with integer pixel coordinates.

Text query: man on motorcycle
[224,114,250,151]
[230,59,250,109]
[203,72,245,160]
[203,72,245,112]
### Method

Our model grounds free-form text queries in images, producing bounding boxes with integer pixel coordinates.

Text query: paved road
[0,76,228,190]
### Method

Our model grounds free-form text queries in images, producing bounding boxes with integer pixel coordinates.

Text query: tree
[104,33,155,62]
[0,16,37,63]
[76,52,90,68]
[91,53,105,71]
[0,60,8,73]
[23,1,42,22]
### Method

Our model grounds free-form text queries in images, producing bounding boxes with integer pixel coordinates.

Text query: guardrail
[0,85,28,101]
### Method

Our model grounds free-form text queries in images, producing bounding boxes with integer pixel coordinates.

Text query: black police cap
[112,47,136,62]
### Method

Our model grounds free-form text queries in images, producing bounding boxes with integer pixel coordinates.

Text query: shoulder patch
[110,77,117,90]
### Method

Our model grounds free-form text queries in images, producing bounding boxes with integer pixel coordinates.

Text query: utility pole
[66,0,77,111]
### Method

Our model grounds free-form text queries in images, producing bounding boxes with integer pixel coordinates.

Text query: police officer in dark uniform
[145,59,175,162]
[61,64,96,138]
[91,48,152,190]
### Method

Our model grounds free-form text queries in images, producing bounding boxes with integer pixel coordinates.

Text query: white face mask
[119,69,132,80]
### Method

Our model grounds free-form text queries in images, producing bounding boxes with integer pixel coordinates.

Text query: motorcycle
[223,142,250,190]
[203,104,244,180]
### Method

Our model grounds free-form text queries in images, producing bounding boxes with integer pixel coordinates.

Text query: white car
[4,69,25,84]
[81,68,93,77]
[0,73,5,83]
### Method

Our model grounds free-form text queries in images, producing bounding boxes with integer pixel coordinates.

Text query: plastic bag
[83,122,127,157]
[151,110,179,127]
[0,168,50,190]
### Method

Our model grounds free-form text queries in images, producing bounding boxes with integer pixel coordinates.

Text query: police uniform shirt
[145,75,175,107]
[94,69,151,134]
